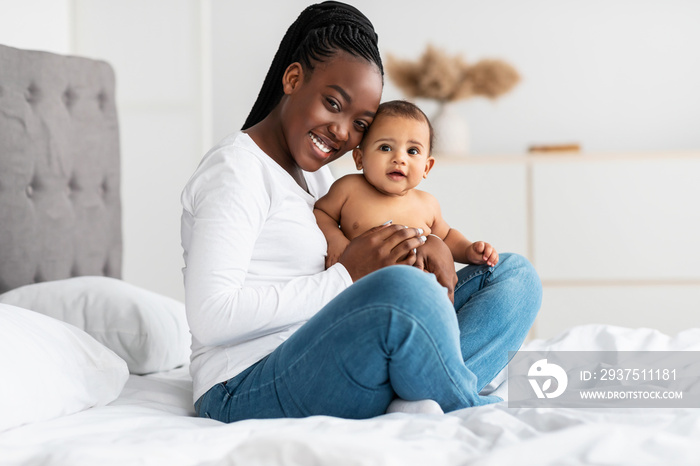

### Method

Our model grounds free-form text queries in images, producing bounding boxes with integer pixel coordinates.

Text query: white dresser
[329,152,700,339]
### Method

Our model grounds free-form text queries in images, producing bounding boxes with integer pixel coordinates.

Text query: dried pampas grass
[386,45,520,103]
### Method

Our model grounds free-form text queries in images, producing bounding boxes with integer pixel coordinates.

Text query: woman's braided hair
[242,1,383,130]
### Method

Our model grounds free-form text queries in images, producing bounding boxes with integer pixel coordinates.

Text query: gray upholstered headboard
[0,44,122,293]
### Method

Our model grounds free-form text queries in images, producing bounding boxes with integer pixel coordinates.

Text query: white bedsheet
[2,324,700,466]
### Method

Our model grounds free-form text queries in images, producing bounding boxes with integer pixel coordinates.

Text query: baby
[314,100,498,270]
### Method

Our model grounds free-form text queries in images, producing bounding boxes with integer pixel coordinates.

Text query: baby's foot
[385,398,444,415]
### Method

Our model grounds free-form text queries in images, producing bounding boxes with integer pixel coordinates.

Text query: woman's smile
[309,132,336,158]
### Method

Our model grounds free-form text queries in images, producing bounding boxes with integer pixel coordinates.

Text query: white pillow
[0,277,191,375]
[0,303,128,432]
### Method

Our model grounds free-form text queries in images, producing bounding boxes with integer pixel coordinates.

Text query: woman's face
[280,52,383,172]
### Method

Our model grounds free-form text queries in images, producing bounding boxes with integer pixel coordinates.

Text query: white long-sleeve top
[181,131,353,402]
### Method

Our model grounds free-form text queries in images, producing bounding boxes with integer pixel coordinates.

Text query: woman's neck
[244,114,309,192]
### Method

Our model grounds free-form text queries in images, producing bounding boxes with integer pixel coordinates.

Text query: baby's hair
[242,1,383,130]
[371,100,434,153]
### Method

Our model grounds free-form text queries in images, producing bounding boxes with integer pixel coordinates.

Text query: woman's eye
[379,144,391,152]
[354,120,368,132]
[326,98,340,111]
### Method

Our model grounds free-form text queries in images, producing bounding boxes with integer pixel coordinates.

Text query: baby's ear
[423,156,435,179]
[352,147,364,170]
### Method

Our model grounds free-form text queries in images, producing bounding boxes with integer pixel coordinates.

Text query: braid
[242,1,383,130]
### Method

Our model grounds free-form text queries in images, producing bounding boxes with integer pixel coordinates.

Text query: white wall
[71,0,205,301]
[0,0,72,54]
[210,0,700,155]
[2,0,699,308]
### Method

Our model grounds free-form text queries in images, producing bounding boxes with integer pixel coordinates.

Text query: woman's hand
[414,235,458,303]
[338,223,425,282]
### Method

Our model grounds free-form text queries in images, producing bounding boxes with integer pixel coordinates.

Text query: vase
[431,102,469,157]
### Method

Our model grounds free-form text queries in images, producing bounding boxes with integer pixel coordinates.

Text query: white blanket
[2,324,700,465]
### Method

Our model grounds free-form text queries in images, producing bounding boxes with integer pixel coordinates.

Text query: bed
[2,43,700,466]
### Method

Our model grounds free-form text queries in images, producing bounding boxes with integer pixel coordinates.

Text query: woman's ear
[282,62,304,95]
[423,156,435,179]
[352,148,364,170]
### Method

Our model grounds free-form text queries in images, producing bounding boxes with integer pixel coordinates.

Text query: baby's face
[354,114,433,196]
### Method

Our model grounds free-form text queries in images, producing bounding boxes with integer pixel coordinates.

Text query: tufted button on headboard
[0,44,122,293]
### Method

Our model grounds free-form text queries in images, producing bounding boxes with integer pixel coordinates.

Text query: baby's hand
[466,241,499,267]
[326,237,350,269]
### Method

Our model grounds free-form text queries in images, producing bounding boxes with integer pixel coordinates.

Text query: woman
[181,1,541,422]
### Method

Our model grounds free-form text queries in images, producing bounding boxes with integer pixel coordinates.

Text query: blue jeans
[195,253,541,421]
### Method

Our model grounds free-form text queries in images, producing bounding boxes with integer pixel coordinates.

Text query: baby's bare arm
[442,224,499,267]
[441,222,499,267]
[443,228,472,264]
[431,210,473,264]
[315,176,360,228]
[314,207,349,268]
[424,192,497,265]
[314,176,357,268]
[313,208,347,244]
